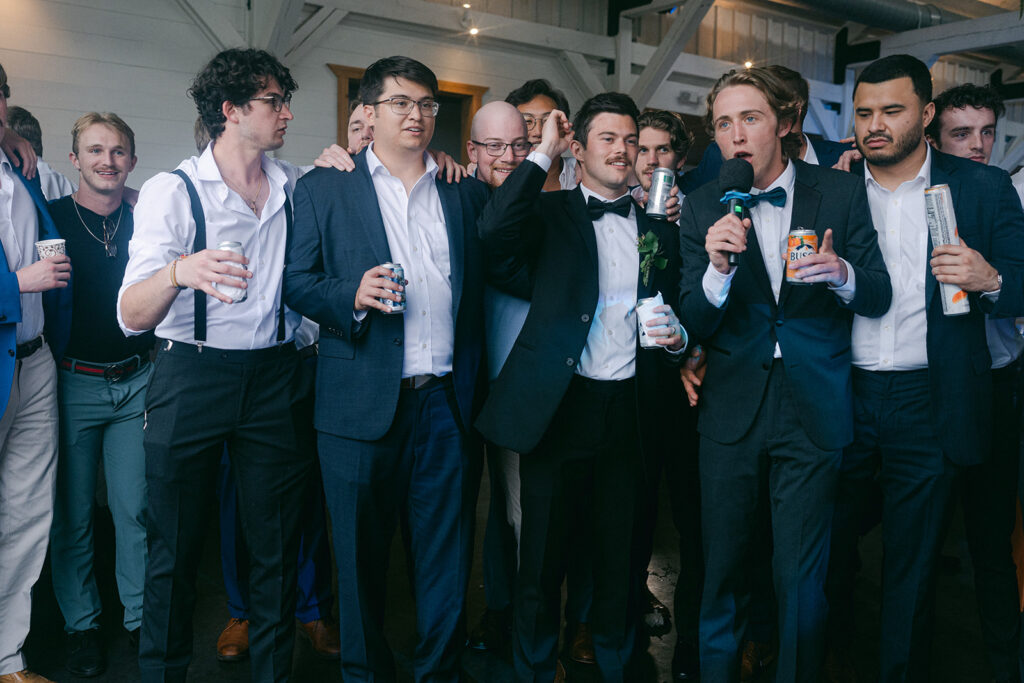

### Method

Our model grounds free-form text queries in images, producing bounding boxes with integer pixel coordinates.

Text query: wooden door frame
[328,63,489,163]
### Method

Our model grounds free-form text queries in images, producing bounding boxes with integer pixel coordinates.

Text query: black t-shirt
[49,196,155,363]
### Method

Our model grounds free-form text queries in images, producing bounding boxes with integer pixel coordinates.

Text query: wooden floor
[25,466,995,682]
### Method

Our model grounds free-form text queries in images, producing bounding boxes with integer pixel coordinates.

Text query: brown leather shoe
[216,618,249,662]
[300,619,341,660]
[570,622,595,665]
[0,671,56,682]
[554,660,567,683]
[740,640,776,681]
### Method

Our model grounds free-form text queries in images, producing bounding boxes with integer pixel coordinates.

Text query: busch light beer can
[646,168,675,219]
[785,229,818,284]
[214,240,247,303]
[379,262,406,314]
[925,184,970,316]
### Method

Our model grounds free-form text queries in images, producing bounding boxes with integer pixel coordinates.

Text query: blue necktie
[748,187,787,208]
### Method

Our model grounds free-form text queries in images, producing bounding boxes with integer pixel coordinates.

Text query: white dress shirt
[117,142,301,349]
[0,149,44,344]
[800,134,819,165]
[702,160,855,357]
[985,168,1024,368]
[37,160,76,202]
[852,148,932,371]
[1012,169,1024,206]
[364,144,453,378]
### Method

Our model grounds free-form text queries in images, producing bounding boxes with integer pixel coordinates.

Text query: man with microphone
[677,66,890,683]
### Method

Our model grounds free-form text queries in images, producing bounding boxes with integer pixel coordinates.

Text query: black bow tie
[587,195,633,221]
[748,186,787,208]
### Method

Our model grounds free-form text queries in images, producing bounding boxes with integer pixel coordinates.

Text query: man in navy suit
[0,61,73,683]
[476,92,687,682]
[679,65,853,195]
[825,55,1024,683]
[678,66,890,683]
[284,56,489,682]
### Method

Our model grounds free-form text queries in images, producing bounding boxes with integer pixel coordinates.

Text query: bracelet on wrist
[169,254,188,290]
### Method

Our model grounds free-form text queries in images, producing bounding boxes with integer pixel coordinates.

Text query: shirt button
[421,310,426,316]
[422,343,427,349]
[419,277,424,283]
[413,246,418,252]
[883,359,890,364]
[260,296,265,301]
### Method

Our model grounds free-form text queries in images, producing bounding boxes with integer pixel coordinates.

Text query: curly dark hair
[637,109,692,160]
[572,92,640,149]
[505,79,571,119]
[926,84,1005,143]
[188,48,297,141]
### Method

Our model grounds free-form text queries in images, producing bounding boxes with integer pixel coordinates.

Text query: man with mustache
[477,91,687,682]
[118,48,314,683]
[677,66,890,683]
[825,55,1024,683]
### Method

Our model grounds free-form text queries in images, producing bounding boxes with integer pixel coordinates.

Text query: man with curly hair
[118,48,313,683]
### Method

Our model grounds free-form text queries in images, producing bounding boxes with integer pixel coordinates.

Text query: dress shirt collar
[196,141,289,203]
[365,143,439,184]
[800,134,818,165]
[752,158,796,203]
[865,144,931,192]
[0,148,12,172]
[578,182,632,207]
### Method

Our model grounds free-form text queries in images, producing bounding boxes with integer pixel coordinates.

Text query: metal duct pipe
[823,0,958,30]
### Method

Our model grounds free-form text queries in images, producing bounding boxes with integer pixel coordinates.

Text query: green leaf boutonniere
[637,230,668,287]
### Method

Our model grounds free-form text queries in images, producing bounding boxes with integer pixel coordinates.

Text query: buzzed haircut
[926,83,1005,142]
[505,79,571,119]
[189,48,297,141]
[637,109,692,159]
[765,65,809,125]
[7,106,43,156]
[855,54,933,105]
[572,92,640,149]
[71,112,137,158]
[704,67,802,160]
[358,56,438,107]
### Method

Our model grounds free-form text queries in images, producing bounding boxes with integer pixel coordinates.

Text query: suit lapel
[744,214,775,306]
[564,187,599,271]
[927,154,959,310]
[779,167,821,308]
[435,178,465,320]
[635,205,655,300]
[355,160,392,266]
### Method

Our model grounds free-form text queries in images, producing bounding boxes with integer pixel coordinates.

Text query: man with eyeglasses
[118,48,314,683]
[284,55,490,682]
[506,79,579,192]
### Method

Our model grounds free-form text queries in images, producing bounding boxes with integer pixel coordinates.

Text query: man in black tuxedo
[477,92,687,682]
[677,66,891,683]
[825,55,1024,683]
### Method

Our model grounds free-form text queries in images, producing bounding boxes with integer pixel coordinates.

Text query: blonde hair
[704,67,801,160]
[71,112,136,158]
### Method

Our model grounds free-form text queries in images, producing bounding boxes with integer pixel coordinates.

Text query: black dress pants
[139,341,313,683]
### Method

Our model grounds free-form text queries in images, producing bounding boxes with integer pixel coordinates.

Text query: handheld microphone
[718,158,754,267]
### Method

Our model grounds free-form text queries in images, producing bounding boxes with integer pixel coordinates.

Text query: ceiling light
[744,60,753,68]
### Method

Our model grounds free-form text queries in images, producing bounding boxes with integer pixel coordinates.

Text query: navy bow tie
[748,186,787,208]
[587,195,633,221]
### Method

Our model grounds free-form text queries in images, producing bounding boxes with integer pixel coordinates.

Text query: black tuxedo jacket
[475,160,683,456]
[678,159,891,451]
[284,150,490,441]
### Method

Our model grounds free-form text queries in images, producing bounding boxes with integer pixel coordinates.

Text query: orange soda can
[785,228,818,284]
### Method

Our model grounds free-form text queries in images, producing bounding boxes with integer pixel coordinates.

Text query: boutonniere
[637,230,668,287]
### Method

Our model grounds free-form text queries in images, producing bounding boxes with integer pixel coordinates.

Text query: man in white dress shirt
[117,48,313,683]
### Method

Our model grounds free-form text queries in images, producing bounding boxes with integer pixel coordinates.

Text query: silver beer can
[214,240,247,303]
[379,262,406,314]
[646,168,676,219]
[924,184,970,316]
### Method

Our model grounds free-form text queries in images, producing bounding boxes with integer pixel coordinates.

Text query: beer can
[214,240,247,303]
[379,262,406,314]
[925,184,970,316]
[646,168,675,219]
[637,292,668,349]
[785,229,818,284]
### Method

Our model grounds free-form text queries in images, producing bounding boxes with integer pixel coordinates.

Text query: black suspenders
[170,169,288,349]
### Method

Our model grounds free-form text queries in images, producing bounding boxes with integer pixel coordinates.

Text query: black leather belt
[400,374,449,390]
[60,355,148,382]
[16,336,42,359]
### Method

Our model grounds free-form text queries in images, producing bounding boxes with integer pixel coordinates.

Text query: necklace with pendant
[226,169,264,215]
[72,195,123,258]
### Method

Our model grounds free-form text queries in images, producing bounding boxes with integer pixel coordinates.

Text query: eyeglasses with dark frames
[249,93,292,112]
[470,139,532,157]
[521,113,551,131]
[372,97,440,118]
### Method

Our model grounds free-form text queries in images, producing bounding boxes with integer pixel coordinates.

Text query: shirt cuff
[526,151,553,173]
[702,262,735,308]
[353,309,368,322]
[828,258,856,303]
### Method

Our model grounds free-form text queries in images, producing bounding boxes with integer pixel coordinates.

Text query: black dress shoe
[467,607,510,651]
[126,627,140,650]
[66,628,106,678]
[672,637,699,681]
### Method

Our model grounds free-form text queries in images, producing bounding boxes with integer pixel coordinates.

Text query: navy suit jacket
[0,167,71,415]
[283,151,490,442]
[678,159,891,451]
[476,160,684,457]
[678,137,854,195]
[855,150,1024,465]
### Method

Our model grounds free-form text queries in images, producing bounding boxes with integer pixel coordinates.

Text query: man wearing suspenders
[117,48,312,683]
